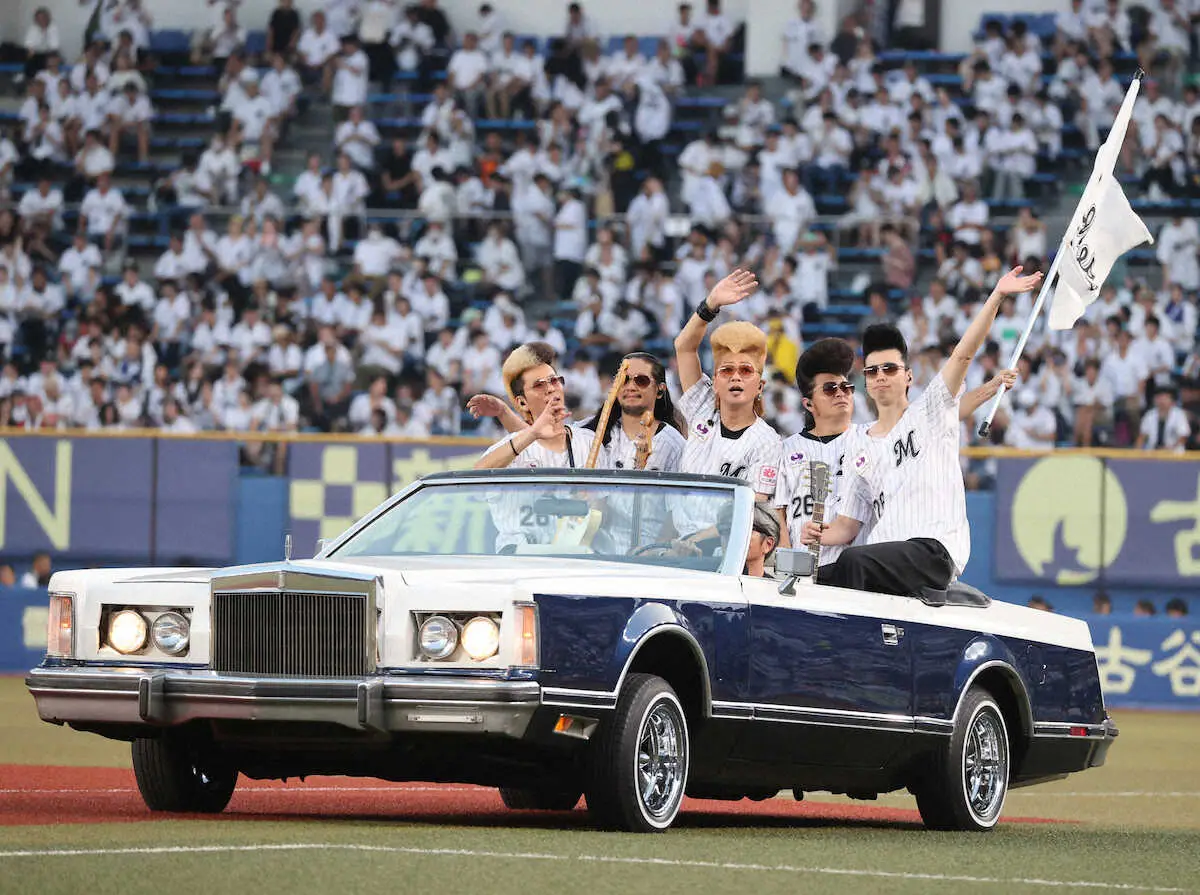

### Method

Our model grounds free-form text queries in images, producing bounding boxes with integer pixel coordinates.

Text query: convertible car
[26,469,1116,833]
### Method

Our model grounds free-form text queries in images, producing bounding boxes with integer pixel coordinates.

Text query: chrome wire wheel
[961,705,1009,826]
[636,700,686,821]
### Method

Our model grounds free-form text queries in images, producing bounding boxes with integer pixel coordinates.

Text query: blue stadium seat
[149,30,192,56]
[152,89,221,103]
[245,31,268,55]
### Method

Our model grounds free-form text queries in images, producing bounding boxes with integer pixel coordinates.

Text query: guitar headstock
[809,460,831,505]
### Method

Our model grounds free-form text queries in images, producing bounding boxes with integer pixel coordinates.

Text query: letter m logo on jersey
[894,432,920,467]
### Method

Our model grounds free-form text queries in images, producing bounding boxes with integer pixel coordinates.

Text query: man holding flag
[979,71,1155,436]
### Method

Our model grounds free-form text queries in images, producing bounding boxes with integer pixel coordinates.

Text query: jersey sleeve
[677,375,717,428]
[924,372,962,433]
[774,437,804,509]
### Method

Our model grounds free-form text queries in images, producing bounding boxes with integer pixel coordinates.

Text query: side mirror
[775,548,815,596]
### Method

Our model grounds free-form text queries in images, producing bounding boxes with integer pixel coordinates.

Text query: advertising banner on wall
[286,439,486,556]
[0,436,239,565]
[994,455,1200,588]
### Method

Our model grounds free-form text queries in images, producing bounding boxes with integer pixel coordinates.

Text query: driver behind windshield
[746,503,780,577]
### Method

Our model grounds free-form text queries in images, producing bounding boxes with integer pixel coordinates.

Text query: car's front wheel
[499,787,581,811]
[915,687,1010,831]
[585,673,689,833]
[132,733,237,813]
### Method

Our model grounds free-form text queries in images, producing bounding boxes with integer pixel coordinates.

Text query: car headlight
[461,616,500,661]
[109,610,148,655]
[151,611,190,656]
[419,615,458,660]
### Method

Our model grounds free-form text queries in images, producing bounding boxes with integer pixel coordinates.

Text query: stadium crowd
[0,0,1197,465]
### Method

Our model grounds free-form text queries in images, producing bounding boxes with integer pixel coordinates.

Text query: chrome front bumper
[26,666,542,738]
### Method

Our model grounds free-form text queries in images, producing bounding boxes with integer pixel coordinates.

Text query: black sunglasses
[863,363,907,379]
[816,382,856,396]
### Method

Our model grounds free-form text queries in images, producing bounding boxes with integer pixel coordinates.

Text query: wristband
[510,439,520,457]
[695,300,717,323]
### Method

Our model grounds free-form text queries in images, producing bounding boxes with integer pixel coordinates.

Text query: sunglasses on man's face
[625,374,656,389]
[816,381,856,396]
[527,375,566,392]
[863,362,907,379]
[716,363,759,379]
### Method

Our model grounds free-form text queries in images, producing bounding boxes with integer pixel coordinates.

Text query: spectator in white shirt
[79,173,127,252]
[115,260,156,313]
[331,34,370,118]
[553,186,588,296]
[59,231,102,300]
[261,53,302,120]
[695,0,734,86]
[946,180,989,246]
[477,222,525,292]
[335,104,381,170]
[447,31,489,117]
[197,133,241,204]
[353,223,403,282]
[1137,387,1190,452]
[230,74,278,169]
[1157,213,1200,292]
[767,167,816,254]
[390,5,436,76]
[106,81,153,163]
[991,112,1038,201]
[413,219,458,279]
[24,8,60,78]
[486,31,534,120]
[300,10,342,83]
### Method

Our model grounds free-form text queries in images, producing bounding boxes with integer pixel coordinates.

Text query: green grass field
[1,677,1198,895]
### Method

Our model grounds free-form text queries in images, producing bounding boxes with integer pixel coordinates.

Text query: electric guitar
[809,460,831,583]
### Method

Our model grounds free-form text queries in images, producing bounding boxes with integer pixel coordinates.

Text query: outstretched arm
[467,393,527,433]
[941,266,1042,397]
[674,269,760,393]
[959,369,1018,420]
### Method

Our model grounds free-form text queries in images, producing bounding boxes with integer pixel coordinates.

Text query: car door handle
[881,623,904,646]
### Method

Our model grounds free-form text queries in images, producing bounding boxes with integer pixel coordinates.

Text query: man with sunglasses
[801,266,1043,598]
[778,339,1018,558]
[672,269,782,538]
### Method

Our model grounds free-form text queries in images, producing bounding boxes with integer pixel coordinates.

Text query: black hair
[582,352,683,447]
[862,323,908,364]
[1165,597,1188,615]
[795,338,854,397]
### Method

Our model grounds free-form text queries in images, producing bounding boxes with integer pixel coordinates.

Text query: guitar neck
[808,501,826,560]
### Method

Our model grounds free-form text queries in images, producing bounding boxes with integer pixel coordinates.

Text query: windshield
[330,479,743,573]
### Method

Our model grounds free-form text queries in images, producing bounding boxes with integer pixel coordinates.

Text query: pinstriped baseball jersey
[480,425,597,550]
[595,423,687,552]
[776,426,864,564]
[838,373,970,575]
[600,421,686,472]
[672,376,782,537]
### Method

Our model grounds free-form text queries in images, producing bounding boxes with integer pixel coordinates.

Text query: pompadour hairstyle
[795,338,855,396]
[861,323,909,364]
[502,341,558,403]
[710,321,768,371]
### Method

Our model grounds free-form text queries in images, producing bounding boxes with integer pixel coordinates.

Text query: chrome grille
[211,591,371,676]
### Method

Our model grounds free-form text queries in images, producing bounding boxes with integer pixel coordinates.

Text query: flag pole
[977,250,1063,439]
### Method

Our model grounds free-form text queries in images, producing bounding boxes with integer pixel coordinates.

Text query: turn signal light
[515,603,538,667]
[47,594,74,658]
[1069,726,1089,737]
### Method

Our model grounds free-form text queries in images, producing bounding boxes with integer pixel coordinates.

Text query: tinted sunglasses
[863,363,907,379]
[527,375,566,392]
[716,363,759,379]
[624,374,657,388]
[816,382,856,396]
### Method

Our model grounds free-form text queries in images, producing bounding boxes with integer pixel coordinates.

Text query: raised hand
[995,265,1043,297]
[987,369,1019,395]
[466,393,509,419]
[705,268,760,309]
[528,399,569,440]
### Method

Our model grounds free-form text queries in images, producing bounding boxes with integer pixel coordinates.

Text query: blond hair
[502,341,559,407]
[710,321,768,372]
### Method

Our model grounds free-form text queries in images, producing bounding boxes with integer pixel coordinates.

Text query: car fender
[610,603,714,718]
[949,636,1034,738]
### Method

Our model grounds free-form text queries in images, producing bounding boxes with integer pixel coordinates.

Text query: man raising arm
[802,266,1042,597]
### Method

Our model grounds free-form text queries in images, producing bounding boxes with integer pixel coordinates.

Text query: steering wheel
[630,542,681,558]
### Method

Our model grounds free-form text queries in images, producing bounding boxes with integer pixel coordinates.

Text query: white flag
[1048,77,1154,331]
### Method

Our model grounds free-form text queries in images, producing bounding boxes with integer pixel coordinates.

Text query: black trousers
[818,538,954,598]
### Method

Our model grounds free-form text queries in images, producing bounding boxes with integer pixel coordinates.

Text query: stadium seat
[149,30,192,56]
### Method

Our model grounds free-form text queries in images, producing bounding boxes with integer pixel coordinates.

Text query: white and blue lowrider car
[26,469,1117,833]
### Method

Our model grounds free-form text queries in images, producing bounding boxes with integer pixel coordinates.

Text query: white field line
[0,843,1185,893]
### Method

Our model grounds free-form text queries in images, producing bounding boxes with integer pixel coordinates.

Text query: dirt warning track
[0,764,1068,828]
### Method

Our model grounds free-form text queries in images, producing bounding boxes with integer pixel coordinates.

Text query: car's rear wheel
[585,673,689,833]
[499,787,581,811]
[132,733,237,813]
[915,687,1010,831]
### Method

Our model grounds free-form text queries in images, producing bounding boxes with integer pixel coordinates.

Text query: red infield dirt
[0,764,1067,828]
